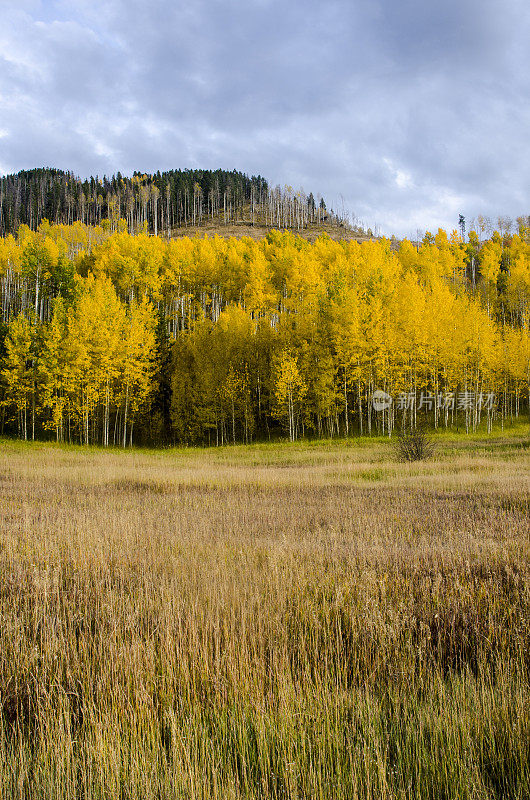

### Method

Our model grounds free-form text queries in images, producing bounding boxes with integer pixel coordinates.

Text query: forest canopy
[0,219,528,445]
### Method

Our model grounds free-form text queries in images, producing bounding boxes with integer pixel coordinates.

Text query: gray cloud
[0,0,529,235]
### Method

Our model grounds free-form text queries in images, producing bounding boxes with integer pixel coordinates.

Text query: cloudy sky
[0,0,529,236]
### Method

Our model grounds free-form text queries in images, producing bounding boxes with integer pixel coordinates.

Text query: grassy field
[0,428,528,799]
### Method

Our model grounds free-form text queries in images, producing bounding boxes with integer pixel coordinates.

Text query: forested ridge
[0,167,351,238]
[0,219,528,446]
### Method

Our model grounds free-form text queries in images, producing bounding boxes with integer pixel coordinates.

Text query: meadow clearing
[0,427,528,799]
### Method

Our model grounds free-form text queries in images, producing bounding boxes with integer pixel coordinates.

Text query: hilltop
[0,167,369,242]
[170,207,371,243]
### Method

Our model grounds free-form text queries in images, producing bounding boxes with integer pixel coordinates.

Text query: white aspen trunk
[344,374,349,437]
[122,382,129,448]
[368,380,373,435]
[104,379,110,447]
[289,389,294,442]
[357,381,363,435]
[114,407,120,446]
[34,269,40,320]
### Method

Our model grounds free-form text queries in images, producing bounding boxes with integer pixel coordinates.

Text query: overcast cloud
[0,0,529,235]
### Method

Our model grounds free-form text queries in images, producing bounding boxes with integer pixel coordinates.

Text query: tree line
[0,220,528,445]
[0,168,351,239]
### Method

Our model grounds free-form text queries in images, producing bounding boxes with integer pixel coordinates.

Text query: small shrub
[395,424,435,462]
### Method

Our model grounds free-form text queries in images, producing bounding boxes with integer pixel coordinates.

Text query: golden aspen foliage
[0,219,528,443]
[273,349,307,441]
[1,313,38,439]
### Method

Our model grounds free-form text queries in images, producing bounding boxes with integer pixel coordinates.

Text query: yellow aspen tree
[39,298,68,441]
[61,275,125,444]
[479,237,503,314]
[119,298,156,447]
[273,349,307,441]
[221,365,244,445]
[63,280,100,443]
[1,314,38,439]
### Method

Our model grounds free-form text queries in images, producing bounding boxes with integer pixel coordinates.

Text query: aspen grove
[0,220,528,445]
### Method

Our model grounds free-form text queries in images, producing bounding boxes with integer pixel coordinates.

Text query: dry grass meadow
[0,429,528,799]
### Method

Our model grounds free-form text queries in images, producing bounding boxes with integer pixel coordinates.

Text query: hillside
[0,167,363,241]
[170,206,370,243]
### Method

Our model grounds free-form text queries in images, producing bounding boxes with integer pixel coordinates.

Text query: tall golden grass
[0,434,528,798]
